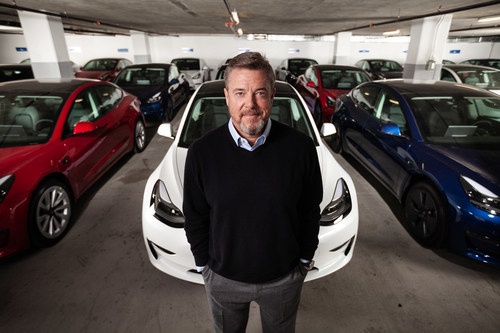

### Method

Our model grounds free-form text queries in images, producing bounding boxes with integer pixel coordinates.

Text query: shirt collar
[228,119,272,151]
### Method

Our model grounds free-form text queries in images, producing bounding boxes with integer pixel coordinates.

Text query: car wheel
[313,103,322,129]
[404,181,447,248]
[134,119,146,153]
[28,180,72,248]
[164,98,174,122]
[330,120,343,154]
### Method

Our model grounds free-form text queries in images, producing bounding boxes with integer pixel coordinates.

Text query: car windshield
[320,69,371,89]
[83,59,117,71]
[115,67,166,86]
[408,95,500,147]
[369,60,403,72]
[454,69,500,89]
[179,96,316,148]
[288,59,318,75]
[0,67,33,82]
[0,93,64,147]
[172,59,200,70]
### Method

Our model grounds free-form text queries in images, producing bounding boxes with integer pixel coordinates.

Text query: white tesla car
[142,80,359,284]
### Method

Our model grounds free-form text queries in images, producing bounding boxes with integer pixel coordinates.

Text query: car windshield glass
[370,60,403,72]
[0,93,64,147]
[172,59,200,70]
[115,67,166,86]
[455,69,500,89]
[288,59,318,75]
[408,95,500,147]
[179,96,316,148]
[83,59,117,71]
[320,70,371,89]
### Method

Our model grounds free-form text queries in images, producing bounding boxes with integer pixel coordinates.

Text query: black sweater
[183,120,322,283]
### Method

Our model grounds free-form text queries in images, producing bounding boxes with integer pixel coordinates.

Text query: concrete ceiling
[0,0,499,38]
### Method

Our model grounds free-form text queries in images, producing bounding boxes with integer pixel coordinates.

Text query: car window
[441,69,456,82]
[179,96,317,148]
[0,94,63,146]
[375,90,408,134]
[321,69,370,89]
[455,69,500,89]
[172,59,200,70]
[93,85,123,114]
[168,65,179,82]
[308,68,319,86]
[352,85,380,115]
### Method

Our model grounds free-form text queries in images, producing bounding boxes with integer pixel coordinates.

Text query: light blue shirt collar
[228,119,272,151]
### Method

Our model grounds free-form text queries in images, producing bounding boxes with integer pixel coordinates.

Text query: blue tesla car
[114,63,190,122]
[331,79,500,266]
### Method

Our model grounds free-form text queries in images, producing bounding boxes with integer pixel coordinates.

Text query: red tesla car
[75,58,133,81]
[0,78,146,258]
[295,64,371,127]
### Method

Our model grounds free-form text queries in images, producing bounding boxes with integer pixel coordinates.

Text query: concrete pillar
[403,14,453,80]
[131,31,151,64]
[333,32,352,65]
[17,10,73,78]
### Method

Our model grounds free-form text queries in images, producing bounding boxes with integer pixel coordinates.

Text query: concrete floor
[1,111,499,333]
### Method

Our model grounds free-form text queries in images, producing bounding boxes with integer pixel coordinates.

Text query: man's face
[224,68,275,143]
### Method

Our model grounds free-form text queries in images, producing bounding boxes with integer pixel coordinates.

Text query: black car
[113,63,190,122]
[275,58,318,85]
[354,59,404,80]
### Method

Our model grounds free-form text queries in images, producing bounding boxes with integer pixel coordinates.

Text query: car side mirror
[158,123,174,138]
[73,121,98,135]
[320,122,336,137]
[380,123,401,136]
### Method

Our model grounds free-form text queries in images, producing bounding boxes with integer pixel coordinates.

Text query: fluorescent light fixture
[383,29,400,36]
[478,16,500,23]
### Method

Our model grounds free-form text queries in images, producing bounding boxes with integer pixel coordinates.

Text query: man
[183,52,323,332]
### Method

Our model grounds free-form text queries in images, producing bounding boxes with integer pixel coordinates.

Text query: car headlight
[326,96,336,107]
[147,92,162,104]
[460,176,500,215]
[0,174,15,203]
[192,73,201,79]
[320,178,352,226]
[150,180,185,227]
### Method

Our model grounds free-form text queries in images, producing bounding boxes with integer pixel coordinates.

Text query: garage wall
[1,33,499,71]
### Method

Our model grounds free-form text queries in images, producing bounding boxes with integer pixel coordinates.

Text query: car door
[355,87,411,193]
[62,84,125,193]
[166,65,186,108]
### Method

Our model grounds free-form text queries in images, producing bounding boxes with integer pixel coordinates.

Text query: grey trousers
[202,265,307,333]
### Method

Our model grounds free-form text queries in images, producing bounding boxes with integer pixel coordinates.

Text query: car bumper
[140,102,164,122]
[142,176,359,284]
[0,194,30,259]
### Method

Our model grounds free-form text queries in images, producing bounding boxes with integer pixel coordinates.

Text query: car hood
[75,70,112,79]
[0,145,45,174]
[430,144,500,186]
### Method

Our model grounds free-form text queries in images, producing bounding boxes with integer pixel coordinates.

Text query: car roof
[123,63,172,69]
[195,79,298,98]
[313,64,366,71]
[0,78,101,93]
[366,79,500,96]
[443,64,500,71]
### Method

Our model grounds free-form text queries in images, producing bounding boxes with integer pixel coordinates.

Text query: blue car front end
[140,91,166,122]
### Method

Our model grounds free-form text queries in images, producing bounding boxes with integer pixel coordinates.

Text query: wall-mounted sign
[449,49,461,54]
[16,47,28,52]
[117,48,129,53]
[181,47,194,53]
[68,46,82,53]
[238,48,251,53]
[288,48,300,54]
[358,49,369,53]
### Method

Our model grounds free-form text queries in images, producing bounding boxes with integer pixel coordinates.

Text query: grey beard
[240,118,266,136]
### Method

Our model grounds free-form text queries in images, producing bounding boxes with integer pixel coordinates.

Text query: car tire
[404,181,447,248]
[330,120,343,154]
[28,179,72,248]
[164,98,174,122]
[134,119,146,153]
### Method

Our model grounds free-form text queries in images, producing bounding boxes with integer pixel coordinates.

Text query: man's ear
[224,87,229,105]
